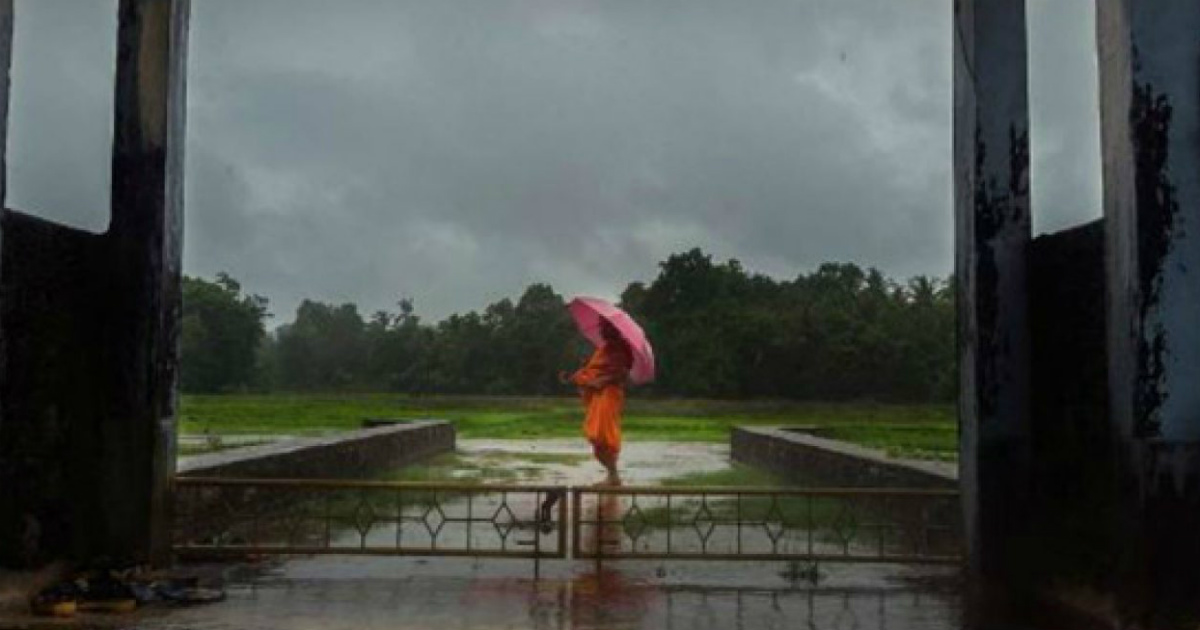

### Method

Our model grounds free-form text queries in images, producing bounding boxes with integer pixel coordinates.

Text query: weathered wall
[0,213,107,566]
[177,422,455,479]
[731,426,956,489]
[1097,2,1200,621]
[953,0,1033,584]
[1098,2,1200,446]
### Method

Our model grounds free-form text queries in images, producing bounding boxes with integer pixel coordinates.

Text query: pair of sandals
[31,575,136,616]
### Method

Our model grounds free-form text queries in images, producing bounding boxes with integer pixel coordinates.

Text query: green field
[179,394,956,460]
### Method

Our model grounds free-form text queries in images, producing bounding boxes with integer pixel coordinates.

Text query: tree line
[182,248,954,402]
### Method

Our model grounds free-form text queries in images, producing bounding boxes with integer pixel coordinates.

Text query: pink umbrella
[568,296,656,385]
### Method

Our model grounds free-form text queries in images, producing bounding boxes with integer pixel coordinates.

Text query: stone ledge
[731,426,957,489]
[177,420,455,479]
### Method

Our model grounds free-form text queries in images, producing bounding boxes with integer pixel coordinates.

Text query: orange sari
[571,343,632,468]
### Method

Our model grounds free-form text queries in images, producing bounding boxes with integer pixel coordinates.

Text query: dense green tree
[274,300,368,390]
[181,250,955,402]
[510,284,580,394]
[622,251,954,401]
[180,273,270,393]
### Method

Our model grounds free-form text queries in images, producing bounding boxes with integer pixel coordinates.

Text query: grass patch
[379,452,523,484]
[357,453,522,509]
[817,423,957,461]
[179,394,954,457]
[657,464,792,488]
[634,464,838,529]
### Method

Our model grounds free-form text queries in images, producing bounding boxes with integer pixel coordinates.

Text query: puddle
[450,439,735,486]
[139,440,965,629]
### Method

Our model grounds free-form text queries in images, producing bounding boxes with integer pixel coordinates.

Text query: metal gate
[573,485,960,564]
[173,478,960,565]
[173,477,569,559]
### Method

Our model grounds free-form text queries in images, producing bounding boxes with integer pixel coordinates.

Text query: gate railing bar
[175,477,567,493]
[577,485,958,497]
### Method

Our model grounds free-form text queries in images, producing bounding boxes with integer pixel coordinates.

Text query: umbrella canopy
[567,296,655,385]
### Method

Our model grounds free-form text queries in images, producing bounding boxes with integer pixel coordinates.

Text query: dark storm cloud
[6,0,1100,321]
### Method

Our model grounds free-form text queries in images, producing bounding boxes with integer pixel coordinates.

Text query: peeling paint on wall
[1130,81,1175,439]
[971,124,1030,429]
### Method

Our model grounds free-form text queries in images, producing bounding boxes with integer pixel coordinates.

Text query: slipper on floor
[155,585,226,605]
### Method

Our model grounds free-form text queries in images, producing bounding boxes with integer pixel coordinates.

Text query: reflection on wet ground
[449,439,736,486]
[143,440,965,629]
[139,559,961,630]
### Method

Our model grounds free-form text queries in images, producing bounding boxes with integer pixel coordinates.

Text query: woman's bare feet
[591,471,622,487]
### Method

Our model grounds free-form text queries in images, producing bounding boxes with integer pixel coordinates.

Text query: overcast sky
[6,0,1100,323]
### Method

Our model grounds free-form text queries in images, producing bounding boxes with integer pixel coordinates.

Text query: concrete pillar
[0,0,12,435]
[0,0,11,203]
[1098,1,1200,617]
[106,0,189,565]
[952,0,1033,586]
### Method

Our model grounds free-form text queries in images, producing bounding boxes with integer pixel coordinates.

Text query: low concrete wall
[177,420,454,479]
[732,426,957,489]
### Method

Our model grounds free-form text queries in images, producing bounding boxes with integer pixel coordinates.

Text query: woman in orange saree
[561,320,633,484]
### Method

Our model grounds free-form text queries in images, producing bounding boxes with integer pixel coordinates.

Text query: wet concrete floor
[134,441,966,629]
[133,559,961,630]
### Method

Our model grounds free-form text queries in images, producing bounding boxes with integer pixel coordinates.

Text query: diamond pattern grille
[172,479,960,564]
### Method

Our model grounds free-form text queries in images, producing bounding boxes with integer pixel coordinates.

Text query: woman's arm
[587,364,630,389]
[564,346,630,390]
[564,367,602,390]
